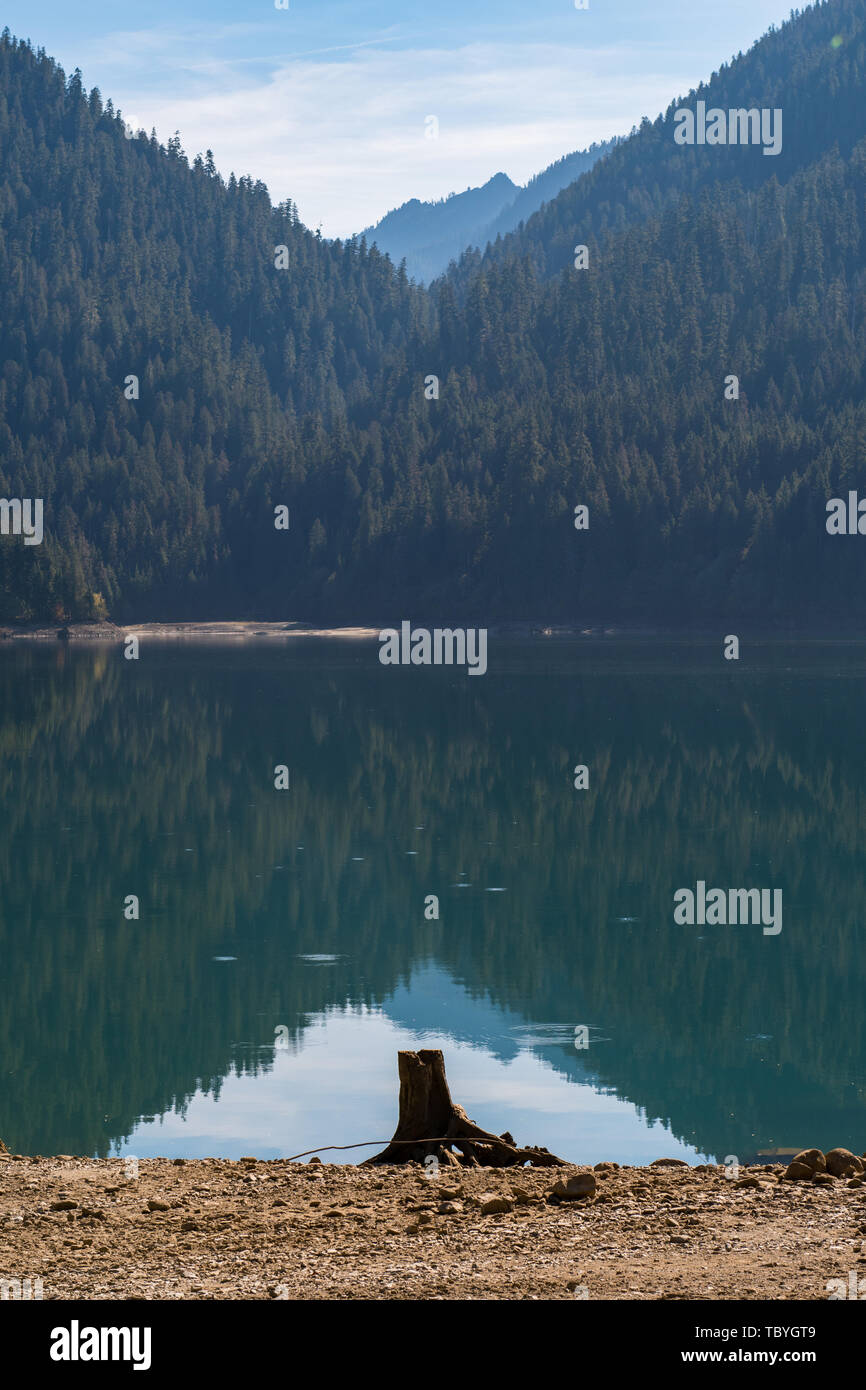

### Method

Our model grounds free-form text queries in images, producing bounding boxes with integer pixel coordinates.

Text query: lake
[1,636,864,1167]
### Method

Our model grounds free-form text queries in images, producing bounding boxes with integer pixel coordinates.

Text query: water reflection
[0,638,864,1163]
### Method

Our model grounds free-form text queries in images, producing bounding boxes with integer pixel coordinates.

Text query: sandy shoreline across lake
[2,1154,864,1300]
[0,621,381,641]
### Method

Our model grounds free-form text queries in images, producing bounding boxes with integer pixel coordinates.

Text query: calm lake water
[1,637,864,1166]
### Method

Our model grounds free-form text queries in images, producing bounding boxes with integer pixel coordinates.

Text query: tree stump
[361,1049,566,1168]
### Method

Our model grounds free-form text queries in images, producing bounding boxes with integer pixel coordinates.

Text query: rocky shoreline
[1,1148,864,1300]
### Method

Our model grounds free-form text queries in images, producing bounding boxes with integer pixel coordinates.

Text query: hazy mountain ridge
[360,142,616,283]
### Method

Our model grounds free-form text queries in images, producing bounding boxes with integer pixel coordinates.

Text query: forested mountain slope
[0,29,430,620]
[448,0,863,289]
[1,1,866,626]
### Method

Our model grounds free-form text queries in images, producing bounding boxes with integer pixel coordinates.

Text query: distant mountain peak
[357,144,615,283]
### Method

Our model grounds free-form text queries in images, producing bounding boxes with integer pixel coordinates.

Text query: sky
[4,0,800,238]
[117,1000,709,1166]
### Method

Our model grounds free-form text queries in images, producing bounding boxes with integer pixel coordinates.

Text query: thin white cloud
[79,38,706,237]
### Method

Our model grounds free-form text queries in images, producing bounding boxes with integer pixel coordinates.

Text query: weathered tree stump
[361,1049,566,1168]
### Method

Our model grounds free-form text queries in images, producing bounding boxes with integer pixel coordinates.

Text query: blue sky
[5,0,799,236]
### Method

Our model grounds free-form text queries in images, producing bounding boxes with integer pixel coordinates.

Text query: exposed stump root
[361,1049,566,1168]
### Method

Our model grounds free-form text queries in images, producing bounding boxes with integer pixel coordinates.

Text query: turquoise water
[1,637,864,1165]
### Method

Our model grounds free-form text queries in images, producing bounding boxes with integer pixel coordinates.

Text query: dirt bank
[2,1154,864,1300]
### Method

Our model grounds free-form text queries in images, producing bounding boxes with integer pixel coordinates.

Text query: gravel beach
[2,1153,864,1301]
